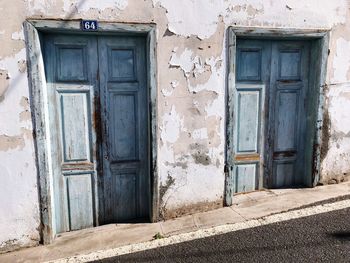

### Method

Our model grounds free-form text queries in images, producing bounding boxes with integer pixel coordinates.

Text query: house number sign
[81,20,98,31]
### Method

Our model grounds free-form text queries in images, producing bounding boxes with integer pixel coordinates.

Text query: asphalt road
[96,207,350,263]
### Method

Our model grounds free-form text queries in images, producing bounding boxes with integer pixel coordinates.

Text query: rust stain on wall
[320,109,331,162]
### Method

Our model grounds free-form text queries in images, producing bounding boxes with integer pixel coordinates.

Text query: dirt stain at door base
[320,108,331,162]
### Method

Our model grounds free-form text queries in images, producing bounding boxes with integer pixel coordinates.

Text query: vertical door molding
[311,34,330,186]
[147,27,159,222]
[225,26,330,206]
[225,27,236,206]
[24,20,158,244]
[24,21,54,244]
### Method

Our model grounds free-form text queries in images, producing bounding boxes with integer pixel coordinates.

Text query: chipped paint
[0,46,39,251]
[160,105,183,144]
[11,30,24,41]
[227,0,346,27]
[331,38,350,83]
[0,134,25,151]
[188,56,223,94]
[169,48,195,76]
[321,85,350,183]
[155,0,225,39]
[63,0,128,12]
[192,128,208,140]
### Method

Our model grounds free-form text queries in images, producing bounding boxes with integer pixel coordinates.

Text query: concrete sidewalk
[1,182,349,263]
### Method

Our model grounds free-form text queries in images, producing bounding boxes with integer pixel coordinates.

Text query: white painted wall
[0,48,40,251]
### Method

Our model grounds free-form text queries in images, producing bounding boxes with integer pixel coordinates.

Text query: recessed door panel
[57,46,88,82]
[59,91,91,162]
[236,90,261,153]
[234,164,257,193]
[109,92,138,160]
[274,161,295,188]
[237,48,262,81]
[278,50,301,80]
[109,171,138,221]
[65,173,94,230]
[109,49,136,81]
[275,90,299,152]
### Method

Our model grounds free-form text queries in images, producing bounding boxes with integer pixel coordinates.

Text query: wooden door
[44,34,150,234]
[232,40,270,193]
[231,39,311,194]
[267,41,310,188]
[98,36,150,223]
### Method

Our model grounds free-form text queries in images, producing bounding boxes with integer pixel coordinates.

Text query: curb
[47,199,350,263]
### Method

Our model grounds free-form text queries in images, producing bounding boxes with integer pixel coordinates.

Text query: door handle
[104,155,109,160]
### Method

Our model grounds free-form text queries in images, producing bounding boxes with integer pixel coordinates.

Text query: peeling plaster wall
[1,0,350,251]
[0,2,40,252]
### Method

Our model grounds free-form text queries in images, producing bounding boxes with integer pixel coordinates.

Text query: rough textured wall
[0,1,40,253]
[1,0,350,251]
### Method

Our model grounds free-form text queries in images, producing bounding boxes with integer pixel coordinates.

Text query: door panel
[57,46,88,81]
[233,85,264,193]
[269,42,310,187]
[237,48,262,81]
[278,50,301,80]
[110,92,138,160]
[274,89,299,152]
[274,161,295,187]
[109,172,138,221]
[234,164,257,193]
[44,35,98,233]
[98,36,149,223]
[59,90,91,162]
[65,173,94,230]
[236,90,260,153]
[232,40,270,193]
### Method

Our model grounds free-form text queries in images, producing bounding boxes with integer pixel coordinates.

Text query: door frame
[24,19,158,244]
[225,27,330,206]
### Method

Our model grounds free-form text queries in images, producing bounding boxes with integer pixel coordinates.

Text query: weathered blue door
[44,34,149,234]
[231,39,310,193]
[267,41,310,188]
[98,36,149,223]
